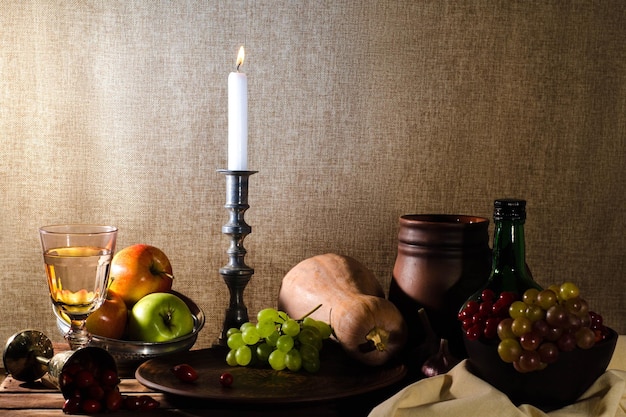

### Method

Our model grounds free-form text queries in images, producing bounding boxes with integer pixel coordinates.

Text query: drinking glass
[39,224,117,350]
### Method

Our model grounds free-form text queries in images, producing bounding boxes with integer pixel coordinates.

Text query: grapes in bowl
[459,283,617,411]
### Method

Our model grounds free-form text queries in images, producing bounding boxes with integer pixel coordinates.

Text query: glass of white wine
[39,224,117,350]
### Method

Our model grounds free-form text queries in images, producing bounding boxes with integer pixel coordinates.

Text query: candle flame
[236,46,245,71]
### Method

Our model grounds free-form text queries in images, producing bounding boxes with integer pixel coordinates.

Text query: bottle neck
[491,218,527,274]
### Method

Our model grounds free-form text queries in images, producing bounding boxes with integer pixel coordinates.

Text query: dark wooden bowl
[463,327,617,411]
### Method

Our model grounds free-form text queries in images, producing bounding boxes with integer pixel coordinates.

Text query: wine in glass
[39,224,117,350]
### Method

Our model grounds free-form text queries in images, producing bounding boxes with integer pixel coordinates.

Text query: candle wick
[236,63,240,72]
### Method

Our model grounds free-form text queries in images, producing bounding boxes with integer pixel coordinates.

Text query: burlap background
[1,1,624,350]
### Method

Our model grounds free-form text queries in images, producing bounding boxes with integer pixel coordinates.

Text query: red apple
[108,244,174,308]
[85,290,128,339]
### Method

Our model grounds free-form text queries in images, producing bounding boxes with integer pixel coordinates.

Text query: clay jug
[388,214,491,361]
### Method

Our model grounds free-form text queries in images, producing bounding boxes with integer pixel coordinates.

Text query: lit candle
[228,46,248,171]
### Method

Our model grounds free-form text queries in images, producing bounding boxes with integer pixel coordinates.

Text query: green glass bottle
[481,198,542,296]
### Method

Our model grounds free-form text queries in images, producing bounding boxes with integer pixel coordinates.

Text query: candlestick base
[216,169,257,346]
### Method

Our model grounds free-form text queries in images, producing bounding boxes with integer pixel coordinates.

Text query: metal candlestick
[217,169,257,345]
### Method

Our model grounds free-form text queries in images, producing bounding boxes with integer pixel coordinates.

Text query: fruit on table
[458,282,610,373]
[225,307,332,372]
[59,356,159,414]
[85,290,128,339]
[219,372,234,387]
[171,363,198,383]
[277,253,408,366]
[108,244,174,308]
[127,292,194,342]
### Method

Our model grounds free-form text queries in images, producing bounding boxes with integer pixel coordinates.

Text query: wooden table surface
[2,337,624,417]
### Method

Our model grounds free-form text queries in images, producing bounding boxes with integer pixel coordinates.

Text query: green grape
[277,310,289,323]
[537,289,558,310]
[226,349,239,366]
[276,334,294,352]
[240,322,256,332]
[298,327,323,350]
[302,357,321,373]
[497,318,515,340]
[313,319,332,339]
[257,308,279,323]
[302,317,317,329]
[242,326,260,345]
[256,342,273,363]
[256,319,277,338]
[497,338,522,363]
[225,306,333,373]
[285,349,302,372]
[511,317,532,337]
[299,343,319,363]
[302,316,332,337]
[525,304,545,322]
[282,319,300,337]
[508,301,528,320]
[227,332,245,350]
[226,327,241,338]
[268,350,286,370]
[522,288,540,305]
[235,345,252,366]
[559,282,580,301]
[266,330,280,347]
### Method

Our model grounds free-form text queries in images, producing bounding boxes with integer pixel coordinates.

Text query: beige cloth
[369,360,626,417]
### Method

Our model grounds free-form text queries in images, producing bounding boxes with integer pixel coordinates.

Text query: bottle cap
[493,199,526,220]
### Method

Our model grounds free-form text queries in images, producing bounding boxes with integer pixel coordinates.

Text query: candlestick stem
[217,169,257,345]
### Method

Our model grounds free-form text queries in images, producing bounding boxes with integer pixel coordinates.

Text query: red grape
[517,350,542,372]
[537,342,559,364]
[575,327,596,349]
[519,331,542,351]
[171,363,199,383]
[81,399,102,415]
[557,332,576,352]
[220,372,234,387]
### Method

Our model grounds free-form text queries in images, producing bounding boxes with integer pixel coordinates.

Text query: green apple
[127,292,194,342]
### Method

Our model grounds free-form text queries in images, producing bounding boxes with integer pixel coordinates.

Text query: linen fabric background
[1,1,624,350]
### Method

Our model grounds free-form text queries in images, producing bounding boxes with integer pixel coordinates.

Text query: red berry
[478,300,493,317]
[124,396,143,410]
[483,317,499,339]
[62,398,81,414]
[105,387,123,411]
[100,369,119,387]
[75,370,95,388]
[466,324,482,341]
[463,301,480,316]
[171,363,199,383]
[498,291,517,306]
[481,289,495,302]
[139,396,160,410]
[220,372,234,387]
[81,399,102,414]
[86,384,104,401]
[461,318,473,331]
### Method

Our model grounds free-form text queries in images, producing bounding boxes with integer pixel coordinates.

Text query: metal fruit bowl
[54,290,205,371]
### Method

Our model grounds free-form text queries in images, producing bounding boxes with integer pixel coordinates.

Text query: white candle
[228,46,248,171]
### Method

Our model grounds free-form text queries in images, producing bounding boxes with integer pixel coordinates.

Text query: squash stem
[366,327,389,352]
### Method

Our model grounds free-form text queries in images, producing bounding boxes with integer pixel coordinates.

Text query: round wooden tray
[135,342,406,404]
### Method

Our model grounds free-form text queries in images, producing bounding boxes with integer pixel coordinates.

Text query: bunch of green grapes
[225,307,332,373]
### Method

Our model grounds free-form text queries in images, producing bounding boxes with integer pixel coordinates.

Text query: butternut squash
[278,253,407,366]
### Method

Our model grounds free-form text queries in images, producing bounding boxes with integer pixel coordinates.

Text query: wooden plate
[135,343,406,404]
